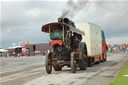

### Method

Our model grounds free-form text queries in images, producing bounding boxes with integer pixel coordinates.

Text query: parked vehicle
[8,46,23,57]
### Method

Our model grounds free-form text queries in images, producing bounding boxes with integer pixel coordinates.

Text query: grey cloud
[74,1,128,40]
[1,0,128,48]
[1,1,66,48]
[1,1,65,29]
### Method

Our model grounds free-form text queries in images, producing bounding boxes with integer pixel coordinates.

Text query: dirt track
[1,53,128,85]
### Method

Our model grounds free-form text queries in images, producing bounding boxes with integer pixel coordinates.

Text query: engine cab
[41,18,87,74]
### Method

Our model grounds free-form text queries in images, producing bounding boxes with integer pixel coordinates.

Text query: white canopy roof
[0,49,8,52]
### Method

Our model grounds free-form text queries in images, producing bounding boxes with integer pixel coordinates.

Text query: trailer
[75,22,107,66]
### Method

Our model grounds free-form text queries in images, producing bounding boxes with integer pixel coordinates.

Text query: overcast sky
[1,0,128,49]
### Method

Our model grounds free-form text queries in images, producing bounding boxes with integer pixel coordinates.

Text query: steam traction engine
[41,18,87,74]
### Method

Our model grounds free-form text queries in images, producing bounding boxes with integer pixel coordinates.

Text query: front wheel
[45,53,52,74]
[53,65,62,71]
[71,52,77,73]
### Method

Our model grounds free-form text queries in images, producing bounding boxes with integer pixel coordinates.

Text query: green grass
[109,61,128,85]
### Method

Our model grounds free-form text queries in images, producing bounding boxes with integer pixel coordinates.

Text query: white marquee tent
[0,49,8,56]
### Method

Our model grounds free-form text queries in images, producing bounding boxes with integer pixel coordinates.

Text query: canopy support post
[62,25,64,41]
[49,26,51,39]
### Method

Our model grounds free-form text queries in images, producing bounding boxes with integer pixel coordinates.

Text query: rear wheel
[71,52,77,73]
[78,59,86,70]
[96,58,100,64]
[45,53,52,74]
[101,54,104,62]
[78,42,87,70]
[88,57,93,67]
[53,65,62,71]
[104,53,107,61]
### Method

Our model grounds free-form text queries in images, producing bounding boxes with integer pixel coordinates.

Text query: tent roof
[0,49,8,52]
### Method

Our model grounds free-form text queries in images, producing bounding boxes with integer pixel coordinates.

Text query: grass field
[109,60,128,85]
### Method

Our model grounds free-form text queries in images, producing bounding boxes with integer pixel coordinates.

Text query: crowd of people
[107,44,128,53]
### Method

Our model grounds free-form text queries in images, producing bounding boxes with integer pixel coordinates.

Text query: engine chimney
[58,18,63,23]
[58,17,75,27]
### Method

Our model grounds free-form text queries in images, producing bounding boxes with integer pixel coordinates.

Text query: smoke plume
[60,0,107,18]
[61,0,89,18]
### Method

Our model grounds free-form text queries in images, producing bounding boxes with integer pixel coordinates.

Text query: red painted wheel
[45,53,52,74]
[104,53,107,62]
[71,52,77,73]
[53,65,62,71]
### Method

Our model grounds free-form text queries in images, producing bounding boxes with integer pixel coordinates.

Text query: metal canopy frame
[41,22,85,36]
